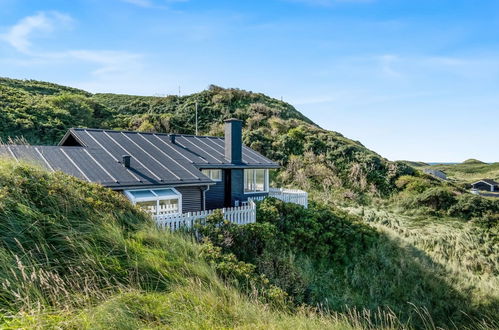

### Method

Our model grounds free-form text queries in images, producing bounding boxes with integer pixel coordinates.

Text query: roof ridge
[71,128,225,139]
[0,144,85,149]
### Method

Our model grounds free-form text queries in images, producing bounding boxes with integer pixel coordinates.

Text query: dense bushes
[197,198,499,329]
[448,194,499,219]
[411,187,457,210]
[196,198,377,307]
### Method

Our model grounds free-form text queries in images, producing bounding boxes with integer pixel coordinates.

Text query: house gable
[472,179,499,192]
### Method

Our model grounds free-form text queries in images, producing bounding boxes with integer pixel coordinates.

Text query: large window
[124,188,182,215]
[202,169,222,182]
[244,169,268,193]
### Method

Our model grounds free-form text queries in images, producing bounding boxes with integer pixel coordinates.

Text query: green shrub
[395,175,432,193]
[412,187,456,211]
[449,194,499,220]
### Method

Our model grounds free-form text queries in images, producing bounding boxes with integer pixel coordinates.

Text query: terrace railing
[155,200,256,231]
[250,187,308,208]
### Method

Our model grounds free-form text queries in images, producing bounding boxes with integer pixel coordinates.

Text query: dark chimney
[224,119,242,164]
[169,134,176,144]
[122,155,131,168]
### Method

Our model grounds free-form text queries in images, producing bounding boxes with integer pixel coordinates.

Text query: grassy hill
[1,77,498,328]
[423,160,499,185]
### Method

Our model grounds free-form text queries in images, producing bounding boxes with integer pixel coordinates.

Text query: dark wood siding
[230,169,245,206]
[472,182,494,192]
[205,176,225,210]
[176,186,203,213]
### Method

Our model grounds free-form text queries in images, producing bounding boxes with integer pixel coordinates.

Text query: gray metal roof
[0,128,278,190]
[64,128,278,168]
[0,144,213,188]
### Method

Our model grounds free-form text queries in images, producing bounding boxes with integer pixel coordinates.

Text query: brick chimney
[224,119,242,164]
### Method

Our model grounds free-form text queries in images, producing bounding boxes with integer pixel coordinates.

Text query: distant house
[471,179,499,192]
[0,120,307,228]
[423,169,447,180]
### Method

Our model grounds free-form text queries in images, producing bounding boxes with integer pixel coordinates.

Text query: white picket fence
[155,200,257,231]
[154,187,308,231]
[250,187,308,208]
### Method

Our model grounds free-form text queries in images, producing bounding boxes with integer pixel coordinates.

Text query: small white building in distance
[423,169,447,180]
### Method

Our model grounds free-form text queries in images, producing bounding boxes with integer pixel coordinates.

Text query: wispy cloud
[378,54,402,78]
[121,0,154,8]
[119,0,189,8]
[1,11,72,53]
[1,11,143,78]
[284,0,374,7]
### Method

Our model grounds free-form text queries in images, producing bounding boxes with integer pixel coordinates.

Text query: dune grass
[343,205,499,327]
[0,159,409,329]
[0,159,497,329]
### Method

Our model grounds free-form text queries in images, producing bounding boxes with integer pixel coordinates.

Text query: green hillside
[424,161,499,185]
[1,77,498,329]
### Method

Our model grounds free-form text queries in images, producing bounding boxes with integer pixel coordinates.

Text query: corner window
[124,188,182,215]
[244,169,268,193]
[202,169,222,182]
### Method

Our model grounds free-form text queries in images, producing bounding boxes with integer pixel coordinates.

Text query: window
[202,169,222,182]
[244,169,268,193]
[124,188,182,215]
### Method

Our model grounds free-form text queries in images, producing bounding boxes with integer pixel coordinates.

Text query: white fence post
[155,199,257,231]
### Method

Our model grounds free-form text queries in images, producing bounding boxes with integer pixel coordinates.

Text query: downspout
[202,185,210,211]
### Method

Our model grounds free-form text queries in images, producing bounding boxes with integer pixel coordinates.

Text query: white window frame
[244,169,269,194]
[124,188,182,215]
[201,169,222,182]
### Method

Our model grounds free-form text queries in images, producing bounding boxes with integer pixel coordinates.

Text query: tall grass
[342,205,499,328]
[0,160,497,328]
[0,160,416,329]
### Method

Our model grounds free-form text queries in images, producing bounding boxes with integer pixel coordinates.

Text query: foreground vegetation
[199,199,498,329]
[0,160,497,329]
[0,160,383,329]
[1,77,498,328]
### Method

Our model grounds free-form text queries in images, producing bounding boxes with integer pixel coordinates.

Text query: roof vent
[122,155,131,168]
[169,134,176,144]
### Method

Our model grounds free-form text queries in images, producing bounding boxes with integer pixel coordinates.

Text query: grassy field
[424,160,499,185]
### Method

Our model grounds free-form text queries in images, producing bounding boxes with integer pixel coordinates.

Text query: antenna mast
[195,101,198,135]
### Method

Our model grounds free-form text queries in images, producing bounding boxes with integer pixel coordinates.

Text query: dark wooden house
[0,119,279,215]
[471,179,499,192]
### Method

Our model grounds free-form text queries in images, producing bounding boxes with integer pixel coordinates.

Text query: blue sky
[1,0,498,162]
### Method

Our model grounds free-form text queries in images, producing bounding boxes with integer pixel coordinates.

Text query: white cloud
[119,0,189,8]
[1,12,143,79]
[284,0,374,7]
[1,11,72,53]
[65,50,143,76]
[121,0,154,7]
[378,54,402,78]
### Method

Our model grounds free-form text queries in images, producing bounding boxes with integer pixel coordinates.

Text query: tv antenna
[195,101,199,135]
